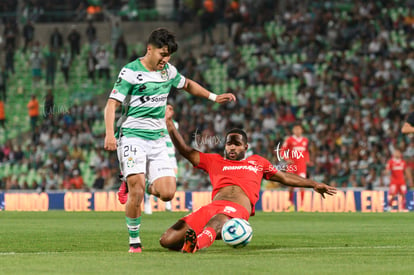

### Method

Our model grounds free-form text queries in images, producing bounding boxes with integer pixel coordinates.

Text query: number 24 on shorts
[123,145,138,157]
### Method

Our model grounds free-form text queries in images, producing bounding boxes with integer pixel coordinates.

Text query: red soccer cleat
[117,181,128,204]
[181,228,197,253]
[128,246,142,253]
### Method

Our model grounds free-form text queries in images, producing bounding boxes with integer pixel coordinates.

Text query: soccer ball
[221,218,253,248]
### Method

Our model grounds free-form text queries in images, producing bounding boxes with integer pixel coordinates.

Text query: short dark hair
[292,122,303,128]
[225,128,248,144]
[147,28,178,54]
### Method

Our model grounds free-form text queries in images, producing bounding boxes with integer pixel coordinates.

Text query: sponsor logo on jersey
[138,84,146,92]
[222,165,258,174]
[223,206,237,213]
[151,95,168,103]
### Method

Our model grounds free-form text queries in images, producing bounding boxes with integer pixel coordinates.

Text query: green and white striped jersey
[110,58,186,140]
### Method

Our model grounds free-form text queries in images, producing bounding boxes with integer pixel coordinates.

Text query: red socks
[197,227,217,250]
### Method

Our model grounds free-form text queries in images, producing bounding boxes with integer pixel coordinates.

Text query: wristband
[208,92,217,102]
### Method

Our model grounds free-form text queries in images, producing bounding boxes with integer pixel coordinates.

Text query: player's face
[394,150,401,159]
[224,134,247,160]
[148,45,171,70]
[292,125,302,137]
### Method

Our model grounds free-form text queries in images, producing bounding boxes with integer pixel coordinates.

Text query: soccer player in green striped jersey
[104,28,235,253]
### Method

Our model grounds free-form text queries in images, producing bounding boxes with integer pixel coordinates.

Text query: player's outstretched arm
[182,79,236,104]
[165,105,200,166]
[269,171,337,198]
[104,99,121,151]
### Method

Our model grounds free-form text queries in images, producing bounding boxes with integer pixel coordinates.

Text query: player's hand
[216,93,236,104]
[165,105,174,121]
[104,135,117,151]
[313,183,337,199]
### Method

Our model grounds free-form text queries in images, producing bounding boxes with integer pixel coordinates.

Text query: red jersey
[386,158,406,184]
[196,153,278,215]
[281,136,309,174]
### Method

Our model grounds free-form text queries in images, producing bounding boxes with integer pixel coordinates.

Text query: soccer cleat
[181,228,197,253]
[128,244,142,253]
[117,181,128,205]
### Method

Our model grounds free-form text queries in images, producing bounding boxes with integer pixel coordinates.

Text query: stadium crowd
[1,0,414,192]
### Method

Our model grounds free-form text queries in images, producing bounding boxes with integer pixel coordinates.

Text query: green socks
[126,216,141,245]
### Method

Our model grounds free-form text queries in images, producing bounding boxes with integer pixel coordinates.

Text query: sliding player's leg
[195,213,230,251]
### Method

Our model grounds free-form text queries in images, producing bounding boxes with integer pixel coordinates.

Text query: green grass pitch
[0,211,413,274]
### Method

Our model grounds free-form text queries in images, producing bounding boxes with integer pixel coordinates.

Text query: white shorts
[117,136,175,183]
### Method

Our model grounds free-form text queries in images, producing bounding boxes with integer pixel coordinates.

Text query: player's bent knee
[159,232,180,250]
[159,234,169,248]
[159,191,175,202]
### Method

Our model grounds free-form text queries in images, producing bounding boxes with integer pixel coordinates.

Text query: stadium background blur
[0,0,413,195]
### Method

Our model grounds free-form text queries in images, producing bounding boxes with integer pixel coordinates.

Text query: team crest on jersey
[160,69,168,80]
[248,160,257,165]
[127,157,135,168]
[111,89,118,94]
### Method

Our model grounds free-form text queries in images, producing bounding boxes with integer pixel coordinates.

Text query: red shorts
[181,200,250,235]
[389,184,407,195]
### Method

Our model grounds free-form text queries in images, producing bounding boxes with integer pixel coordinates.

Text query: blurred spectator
[43,89,54,119]
[111,20,123,49]
[0,65,7,101]
[60,48,71,84]
[0,99,5,128]
[86,50,97,83]
[30,46,43,87]
[45,47,58,87]
[71,144,85,162]
[200,0,216,44]
[3,21,18,49]
[27,94,40,132]
[96,48,110,80]
[22,20,35,53]
[46,171,59,190]
[224,1,242,42]
[114,35,128,71]
[5,45,15,75]
[69,169,84,190]
[67,25,81,57]
[49,28,63,51]
[92,169,105,190]
[86,20,97,44]
[61,174,72,190]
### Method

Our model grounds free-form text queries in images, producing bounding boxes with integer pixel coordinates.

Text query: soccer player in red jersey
[401,112,414,134]
[385,149,412,211]
[159,106,336,253]
[280,124,310,210]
